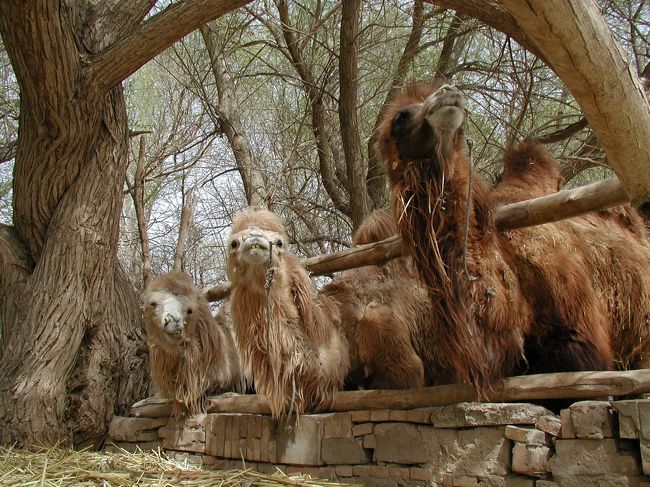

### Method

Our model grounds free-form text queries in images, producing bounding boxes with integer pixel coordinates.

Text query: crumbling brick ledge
[108,370,650,486]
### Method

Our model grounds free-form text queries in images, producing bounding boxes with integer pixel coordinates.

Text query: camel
[377,83,650,394]
[226,207,439,418]
[143,271,247,415]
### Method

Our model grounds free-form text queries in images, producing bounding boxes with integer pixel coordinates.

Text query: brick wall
[108,399,650,486]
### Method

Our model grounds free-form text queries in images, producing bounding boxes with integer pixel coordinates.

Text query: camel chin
[424,84,466,137]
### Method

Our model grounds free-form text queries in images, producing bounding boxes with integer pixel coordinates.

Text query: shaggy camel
[143,271,246,415]
[226,208,437,418]
[378,84,650,393]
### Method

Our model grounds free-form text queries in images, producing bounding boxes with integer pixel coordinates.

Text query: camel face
[386,84,466,162]
[143,289,191,346]
[229,227,286,268]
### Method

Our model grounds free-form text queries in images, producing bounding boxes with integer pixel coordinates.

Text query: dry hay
[0,445,359,487]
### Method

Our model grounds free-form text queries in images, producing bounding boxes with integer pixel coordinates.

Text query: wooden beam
[128,369,650,417]
[205,177,629,301]
[494,176,627,231]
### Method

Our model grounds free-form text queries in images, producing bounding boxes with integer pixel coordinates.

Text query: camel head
[143,271,200,351]
[378,84,466,179]
[227,207,290,292]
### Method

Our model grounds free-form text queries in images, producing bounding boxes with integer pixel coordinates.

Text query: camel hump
[353,210,397,246]
[503,140,562,183]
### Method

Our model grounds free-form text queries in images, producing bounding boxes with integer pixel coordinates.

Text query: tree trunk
[200,25,267,207]
[339,0,369,230]
[0,0,250,447]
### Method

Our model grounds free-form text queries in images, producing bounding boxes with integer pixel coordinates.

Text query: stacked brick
[108,399,650,486]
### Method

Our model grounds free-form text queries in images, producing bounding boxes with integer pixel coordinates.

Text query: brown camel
[143,271,247,415]
[226,207,439,418]
[378,84,650,394]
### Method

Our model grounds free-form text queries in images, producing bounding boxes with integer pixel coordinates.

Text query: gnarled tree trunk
[0,0,250,447]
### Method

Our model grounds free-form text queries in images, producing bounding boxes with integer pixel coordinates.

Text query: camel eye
[187,308,193,315]
[275,239,283,248]
[392,110,411,136]
[150,301,158,308]
[230,240,239,249]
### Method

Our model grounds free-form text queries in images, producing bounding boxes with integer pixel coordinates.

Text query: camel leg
[355,303,425,389]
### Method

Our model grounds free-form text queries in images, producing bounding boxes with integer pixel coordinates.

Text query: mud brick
[363,434,377,449]
[352,465,371,477]
[335,465,354,477]
[406,410,433,424]
[389,410,410,422]
[638,400,650,440]
[505,425,546,445]
[251,438,261,462]
[352,410,371,422]
[261,416,271,462]
[237,437,247,459]
[410,468,433,481]
[182,414,206,428]
[162,438,205,453]
[245,433,255,461]
[274,415,323,465]
[389,467,410,479]
[535,415,562,437]
[239,415,248,437]
[286,466,302,476]
[370,410,391,422]
[323,412,353,439]
[569,401,614,439]
[205,415,225,457]
[352,423,374,437]
[223,416,234,458]
[612,400,641,439]
[318,466,336,480]
[369,465,389,478]
[641,438,650,475]
[300,467,320,478]
[453,476,478,487]
[201,456,227,468]
[559,409,575,439]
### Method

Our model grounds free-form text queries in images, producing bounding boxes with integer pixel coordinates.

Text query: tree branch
[89,0,252,94]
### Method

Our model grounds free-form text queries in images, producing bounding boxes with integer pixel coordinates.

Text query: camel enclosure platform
[108,370,650,486]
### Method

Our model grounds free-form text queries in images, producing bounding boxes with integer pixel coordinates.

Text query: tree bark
[339,0,369,230]
[0,0,249,447]
[173,186,197,272]
[130,135,153,287]
[200,25,267,207]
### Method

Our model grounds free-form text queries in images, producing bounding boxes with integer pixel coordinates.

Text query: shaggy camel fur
[143,271,246,415]
[226,208,437,418]
[378,84,650,393]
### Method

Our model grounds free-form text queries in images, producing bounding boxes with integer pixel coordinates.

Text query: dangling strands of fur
[0,445,359,486]
[463,139,478,282]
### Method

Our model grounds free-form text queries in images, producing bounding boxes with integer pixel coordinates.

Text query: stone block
[421,426,509,483]
[504,425,545,445]
[318,466,336,480]
[363,434,377,449]
[549,439,641,476]
[638,400,650,440]
[374,423,429,464]
[273,414,323,465]
[511,442,550,477]
[323,412,352,439]
[177,414,206,429]
[613,400,641,439]
[452,476,478,486]
[570,401,614,439]
[560,409,575,439]
[352,423,374,437]
[322,437,371,464]
[158,426,205,443]
[352,465,370,477]
[108,416,169,442]
[536,415,562,437]
[369,465,389,478]
[430,403,552,428]
[389,467,410,479]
